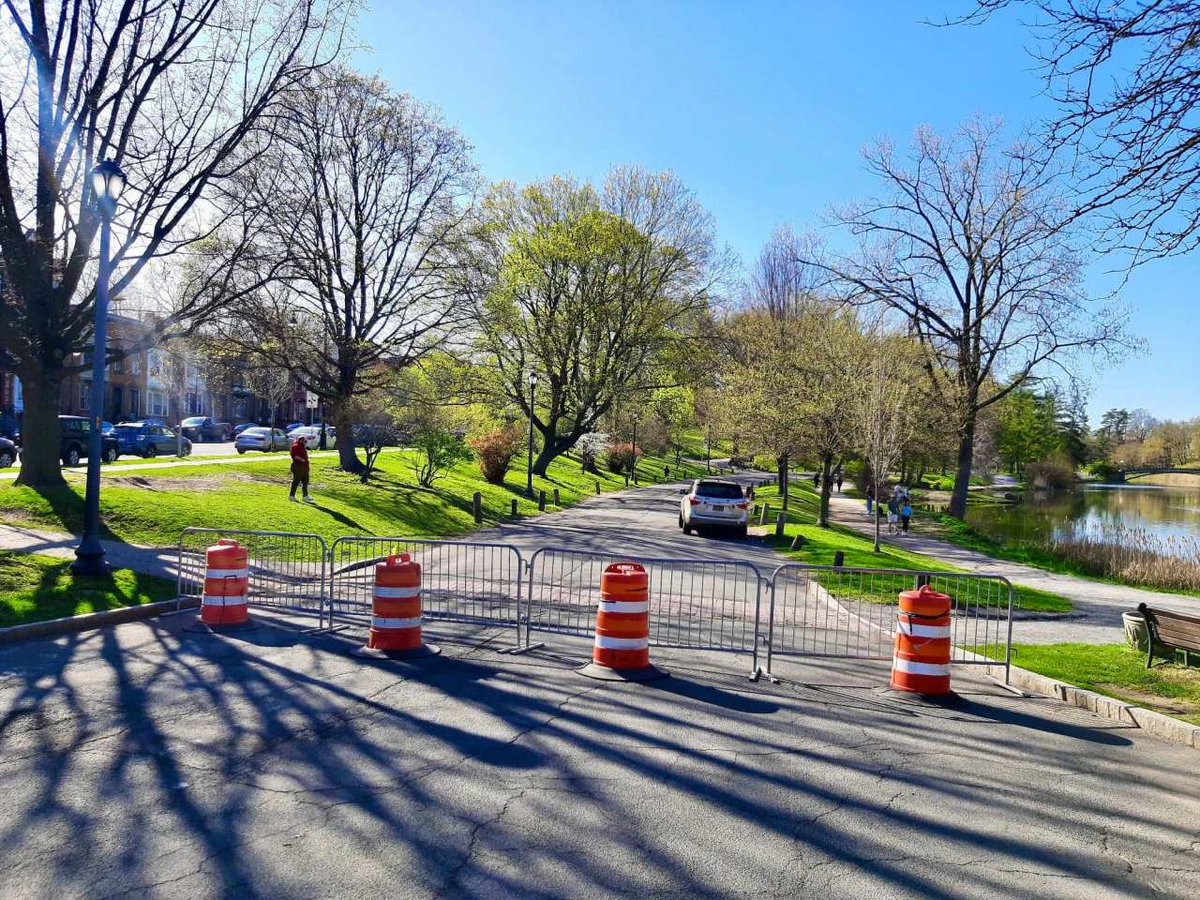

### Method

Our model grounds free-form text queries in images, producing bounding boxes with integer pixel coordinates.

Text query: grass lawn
[989,642,1200,726]
[0,445,710,548]
[0,551,178,627]
[750,482,1072,614]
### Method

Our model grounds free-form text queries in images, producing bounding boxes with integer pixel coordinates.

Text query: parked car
[283,422,307,434]
[235,427,289,453]
[0,436,16,468]
[179,416,232,443]
[232,423,259,437]
[289,425,337,450]
[101,421,115,435]
[679,479,749,538]
[113,421,192,458]
[24,416,121,466]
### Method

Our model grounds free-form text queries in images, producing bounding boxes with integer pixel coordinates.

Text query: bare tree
[0,0,349,487]
[805,119,1131,518]
[469,169,729,475]
[963,2,1200,260]
[222,69,477,473]
[848,331,918,552]
[244,364,296,428]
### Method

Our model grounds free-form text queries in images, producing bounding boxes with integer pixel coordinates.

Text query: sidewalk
[0,447,357,481]
[0,524,178,580]
[826,492,1199,644]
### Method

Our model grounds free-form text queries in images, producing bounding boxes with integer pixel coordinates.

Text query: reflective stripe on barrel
[593,563,652,670]
[891,584,952,695]
[201,540,249,626]
[368,553,423,651]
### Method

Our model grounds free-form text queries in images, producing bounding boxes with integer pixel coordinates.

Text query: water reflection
[965,484,1200,553]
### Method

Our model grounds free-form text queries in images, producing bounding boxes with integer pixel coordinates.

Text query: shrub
[728,454,754,468]
[607,441,642,473]
[1026,455,1075,490]
[411,428,472,487]
[469,424,523,485]
[576,432,610,474]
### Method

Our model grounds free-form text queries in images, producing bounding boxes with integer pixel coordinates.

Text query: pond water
[965,483,1200,553]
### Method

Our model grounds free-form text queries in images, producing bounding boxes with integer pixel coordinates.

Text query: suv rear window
[695,481,743,500]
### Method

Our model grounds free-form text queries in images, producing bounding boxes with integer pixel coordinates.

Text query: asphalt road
[1,476,1198,898]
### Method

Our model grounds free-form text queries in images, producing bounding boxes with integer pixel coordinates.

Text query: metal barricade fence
[178,528,330,625]
[766,564,1014,678]
[327,537,524,644]
[526,547,765,671]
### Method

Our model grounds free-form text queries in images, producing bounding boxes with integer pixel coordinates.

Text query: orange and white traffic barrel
[578,562,667,682]
[200,539,250,628]
[355,553,439,659]
[890,584,952,695]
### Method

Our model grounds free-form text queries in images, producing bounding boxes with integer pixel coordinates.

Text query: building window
[147,390,167,418]
[79,381,90,410]
[130,388,140,417]
[130,353,140,375]
[114,355,124,375]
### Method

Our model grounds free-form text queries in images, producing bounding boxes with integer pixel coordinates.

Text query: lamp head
[528,370,538,387]
[91,159,126,214]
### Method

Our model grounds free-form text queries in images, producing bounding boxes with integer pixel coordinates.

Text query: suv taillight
[735,501,748,509]
[689,497,701,505]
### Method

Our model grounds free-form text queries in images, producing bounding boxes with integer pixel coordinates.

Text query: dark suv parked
[33,415,121,466]
[179,416,232,442]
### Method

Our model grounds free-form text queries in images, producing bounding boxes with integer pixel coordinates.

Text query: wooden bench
[1137,603,1200,668]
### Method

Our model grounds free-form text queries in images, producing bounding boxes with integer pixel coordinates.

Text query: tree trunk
[333,403,364,473]
[13,368,66,488]
[777,453,789,510]
[532,433,573,476]
[818,451,834,528]
[948,418,976,519]
[873,481,882,552]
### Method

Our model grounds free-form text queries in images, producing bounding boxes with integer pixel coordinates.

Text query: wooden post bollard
[759,503,770,526]
[510,498,518,517]
[833,550,845,567]
[775,512,785,538]
[473,491,482,524]
[538,490,546,511]
[595,481,601,495]
[791,534,806,551]
[552,487,560,506]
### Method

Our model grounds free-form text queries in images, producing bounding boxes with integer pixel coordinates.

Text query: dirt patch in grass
[1099,684,1199,717]
[108,473,261,491]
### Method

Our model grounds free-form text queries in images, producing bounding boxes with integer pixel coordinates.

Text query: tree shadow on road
[0,615,1193,899]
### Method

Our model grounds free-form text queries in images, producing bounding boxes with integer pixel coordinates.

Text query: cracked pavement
[0,611,1197,899]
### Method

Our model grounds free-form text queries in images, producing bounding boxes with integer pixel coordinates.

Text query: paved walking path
[826,492,1199,645]
[0,448,356,481]
[0,524,179,580]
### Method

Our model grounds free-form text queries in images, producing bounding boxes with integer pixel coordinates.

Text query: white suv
[679,479,749,538]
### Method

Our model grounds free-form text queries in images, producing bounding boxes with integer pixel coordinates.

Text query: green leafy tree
[467,169,728,476]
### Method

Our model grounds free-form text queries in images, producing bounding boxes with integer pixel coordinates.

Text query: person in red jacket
[289,435,313,503]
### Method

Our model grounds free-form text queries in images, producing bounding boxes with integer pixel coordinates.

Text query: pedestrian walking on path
[901,499,912,533]
[289,436,313,503]
[835,472,843,492]
[886,494,900,534]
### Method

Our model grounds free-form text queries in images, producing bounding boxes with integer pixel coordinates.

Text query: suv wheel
[102,446,118,464]
[144,444,157,458]
[0,450,12,468]
[682,519,693,535]
[64,445,81,466]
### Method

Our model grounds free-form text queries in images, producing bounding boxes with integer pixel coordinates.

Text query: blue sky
[358,0,1197,424]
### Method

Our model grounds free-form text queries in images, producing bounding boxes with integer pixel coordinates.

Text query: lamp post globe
[525,371,538,498]
[73,159,127,577]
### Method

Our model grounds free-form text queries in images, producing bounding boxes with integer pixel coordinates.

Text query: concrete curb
[988,663,1199,750]
[0,597,199,646]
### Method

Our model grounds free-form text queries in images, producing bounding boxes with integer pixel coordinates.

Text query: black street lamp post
[72,159,126,577]
[525,371,538,497]
[630,410,640,480]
